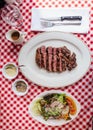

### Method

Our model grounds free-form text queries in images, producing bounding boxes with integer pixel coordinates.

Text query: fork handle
[61,16,82,21]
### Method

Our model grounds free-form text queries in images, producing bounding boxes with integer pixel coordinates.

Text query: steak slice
[40,46,46,68]
[47,54,52,71]
[36,48,43,68]
[47,46,53,54]
[52,55,58,72]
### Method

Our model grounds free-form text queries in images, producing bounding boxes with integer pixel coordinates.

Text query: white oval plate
[28,90,81,126]
[18,32,91,88]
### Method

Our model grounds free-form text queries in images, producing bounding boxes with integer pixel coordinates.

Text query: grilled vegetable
[66,96,77,115]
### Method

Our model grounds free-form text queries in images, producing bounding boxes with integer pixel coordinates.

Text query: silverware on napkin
[40,16,82,21]
[41,21,81,28]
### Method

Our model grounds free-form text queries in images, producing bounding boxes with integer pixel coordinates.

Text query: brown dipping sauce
[16,81,27,92]
[11,31,20,41]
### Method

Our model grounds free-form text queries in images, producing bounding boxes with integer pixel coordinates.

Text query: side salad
[32,93,77,121]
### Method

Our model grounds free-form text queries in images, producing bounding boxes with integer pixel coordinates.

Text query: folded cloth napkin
[31,8,90,33]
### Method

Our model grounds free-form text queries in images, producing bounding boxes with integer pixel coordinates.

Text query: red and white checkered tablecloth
[0,0,93,130]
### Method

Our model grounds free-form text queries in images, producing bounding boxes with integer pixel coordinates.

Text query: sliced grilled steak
[35,46,77,72]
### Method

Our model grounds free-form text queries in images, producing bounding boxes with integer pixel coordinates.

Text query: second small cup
[6,29,26,45]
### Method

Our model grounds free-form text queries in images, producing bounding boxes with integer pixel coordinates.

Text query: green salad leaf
[57,94,67,104]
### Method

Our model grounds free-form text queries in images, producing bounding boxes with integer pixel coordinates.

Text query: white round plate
[28,90,81,126]
[18,32,91,88]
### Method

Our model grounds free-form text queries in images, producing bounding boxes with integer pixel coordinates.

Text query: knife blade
[40,16,82,21]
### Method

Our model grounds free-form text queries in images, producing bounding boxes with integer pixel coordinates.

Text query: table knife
[40,16,82,21]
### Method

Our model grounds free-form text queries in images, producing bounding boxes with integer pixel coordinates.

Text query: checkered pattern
[0,0,93,130]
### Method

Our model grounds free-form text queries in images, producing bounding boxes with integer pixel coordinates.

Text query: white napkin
[31,8,90,33]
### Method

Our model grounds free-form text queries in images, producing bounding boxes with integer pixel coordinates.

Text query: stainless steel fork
[41,21,81,28]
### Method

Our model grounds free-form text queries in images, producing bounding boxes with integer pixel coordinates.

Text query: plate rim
[18,31,91,87]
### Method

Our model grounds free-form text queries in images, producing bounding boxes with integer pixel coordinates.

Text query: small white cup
[12,79,29,96]
[6,29,26,45]
[2,62,18,79]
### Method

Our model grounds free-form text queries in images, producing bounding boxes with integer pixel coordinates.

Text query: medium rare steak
[35,46,77,72]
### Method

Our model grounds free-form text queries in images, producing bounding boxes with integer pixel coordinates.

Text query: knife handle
[61,16,82,21]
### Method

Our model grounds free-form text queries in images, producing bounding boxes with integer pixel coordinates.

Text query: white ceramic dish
[2,62,18,79]
[28,90,81,126]
[12,79,29,96]
[6,29,26,45]
[18,32,91,88]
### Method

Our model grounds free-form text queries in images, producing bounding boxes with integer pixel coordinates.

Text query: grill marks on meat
[36,46,77,72]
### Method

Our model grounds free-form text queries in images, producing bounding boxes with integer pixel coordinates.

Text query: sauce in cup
[2,62,18,79]
[11,31,20,41]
